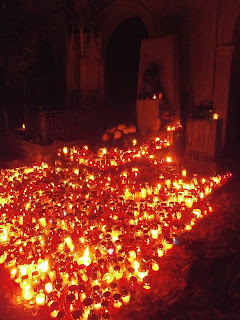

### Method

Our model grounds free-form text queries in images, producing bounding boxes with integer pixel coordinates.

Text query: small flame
[74,168,79,175]
[45,282,53,293]
[133,260,139,272]
[182,169,187,177]
[0,227,8,242]
[36,293,45,305]
[23,284,34,301]
[84,246,89,259]
[78,246,91,266]
[62,147,68,155]
[20,265,27,276]
[50,310,58,318]
[38,260,49,273]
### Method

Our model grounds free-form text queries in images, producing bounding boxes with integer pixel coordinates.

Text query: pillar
[213,45,234,147]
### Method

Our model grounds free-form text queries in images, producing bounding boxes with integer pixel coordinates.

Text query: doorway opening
[105,17,148,126]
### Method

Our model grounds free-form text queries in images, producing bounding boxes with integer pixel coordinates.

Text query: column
[213,45,234,147]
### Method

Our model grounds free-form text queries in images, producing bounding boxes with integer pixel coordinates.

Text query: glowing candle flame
[36,293,45,305]
[45,282,53,293]
[182,169,187,177]
[50,310,59,318]
[193,209,202,218]
[133,260,139,272]
[103,273,114,284]
[78,247,91,266]
[20,265,27,276]
[151,229,158,239]
[23,284,34,301]
[62,147,68,154]
[157,248,164,257]
[0,227,8,242]
[152,262,159,271]
[38,260,49,273]
[122,293,130,303]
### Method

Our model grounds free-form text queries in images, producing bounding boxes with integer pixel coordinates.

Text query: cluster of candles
[0,131,230,320]
[58,124,182,171]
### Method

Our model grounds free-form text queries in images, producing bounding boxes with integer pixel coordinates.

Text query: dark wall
[226,15,240,155]
[0,0,67,129]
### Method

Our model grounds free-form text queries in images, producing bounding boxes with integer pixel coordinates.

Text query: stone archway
[96,0,157,57]
[95,0,156,126]
[105,17,149,125]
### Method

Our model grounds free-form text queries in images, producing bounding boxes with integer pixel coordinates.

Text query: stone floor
[157,176,240,320]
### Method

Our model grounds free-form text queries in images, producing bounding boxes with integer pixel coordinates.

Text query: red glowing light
[0,126,231,319]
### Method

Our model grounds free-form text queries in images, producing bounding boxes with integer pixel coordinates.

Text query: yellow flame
[45,282,53,293]
[23,284,34,301]
[84,246,89,258]
[133,260,139,272]
[36,293,45,305]
[132,139,137,146]
[38,260,49,273]
[182,169,187,177]
[74,168,79,175]
[20,265,27,276]
[62,147,68,154]
[0,227,8,242]
[78,246,91,266]
[50,310,58,318]
[157,248,164,257]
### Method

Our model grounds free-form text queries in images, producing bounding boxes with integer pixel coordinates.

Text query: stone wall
[94,0,240,147]
[0,133,84,168]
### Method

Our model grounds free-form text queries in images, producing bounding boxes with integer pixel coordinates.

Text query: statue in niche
[138,62,173,129]
[139,62,162,99]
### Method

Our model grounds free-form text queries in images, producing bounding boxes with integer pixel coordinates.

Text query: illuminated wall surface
[0,126,231,319]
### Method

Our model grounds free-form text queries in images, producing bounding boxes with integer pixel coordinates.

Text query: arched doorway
[105,17,148,125]
[226,16,240,159]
